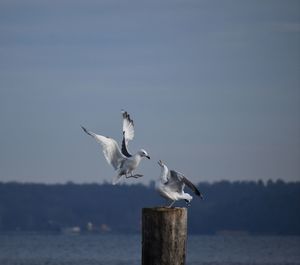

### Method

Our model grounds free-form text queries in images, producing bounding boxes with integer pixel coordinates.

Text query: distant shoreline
[0,181,299,235]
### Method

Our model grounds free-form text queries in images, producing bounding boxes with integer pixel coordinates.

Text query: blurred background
[0,0,299,185]
[0,1,299,264]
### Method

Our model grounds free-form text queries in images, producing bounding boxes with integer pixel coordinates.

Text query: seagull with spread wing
[81,110,150,185]
[157,160,203,207]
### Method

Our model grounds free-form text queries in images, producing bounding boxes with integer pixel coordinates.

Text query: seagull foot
[132,174,143,178]
[126,174,143,179]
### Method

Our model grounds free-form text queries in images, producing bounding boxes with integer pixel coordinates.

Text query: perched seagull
[81,111,150,185]
[157,160,203,207]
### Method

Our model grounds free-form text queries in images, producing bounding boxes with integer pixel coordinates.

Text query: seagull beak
[146,155,150,159]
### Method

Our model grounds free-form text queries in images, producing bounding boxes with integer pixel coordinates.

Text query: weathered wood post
[142,207,187,265]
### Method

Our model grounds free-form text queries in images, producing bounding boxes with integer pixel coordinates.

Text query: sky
[0,0,299,185]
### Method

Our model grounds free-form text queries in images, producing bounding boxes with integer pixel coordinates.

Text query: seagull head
[157,160,169,183]
[158,160,168,172]
[158,160,165,167]
[138,149,150,159]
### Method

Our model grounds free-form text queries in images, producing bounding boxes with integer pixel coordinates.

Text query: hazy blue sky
[0,0,299,184]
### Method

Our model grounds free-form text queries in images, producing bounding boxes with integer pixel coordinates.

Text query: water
[0,234,299,265]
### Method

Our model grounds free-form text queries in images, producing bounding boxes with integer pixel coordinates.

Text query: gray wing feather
[169,170,185,193]
[170,170,201,197]
[181,176,201,196]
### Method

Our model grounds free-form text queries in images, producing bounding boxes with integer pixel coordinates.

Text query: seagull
[156,160,203,207]
[81,111,150,185]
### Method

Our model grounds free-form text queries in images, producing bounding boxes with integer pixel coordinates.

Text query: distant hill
[0,180,299,235]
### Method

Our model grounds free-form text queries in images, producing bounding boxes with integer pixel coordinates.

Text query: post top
[142,207,187,213]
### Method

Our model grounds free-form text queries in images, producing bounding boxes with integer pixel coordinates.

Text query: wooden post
[142,207,187,265]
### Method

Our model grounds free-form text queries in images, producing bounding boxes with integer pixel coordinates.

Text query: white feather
[92,134,125,170]
[122,110,135,145]
[81,126,125,170]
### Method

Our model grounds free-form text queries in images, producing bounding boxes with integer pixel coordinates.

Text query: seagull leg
[167,200,175,208]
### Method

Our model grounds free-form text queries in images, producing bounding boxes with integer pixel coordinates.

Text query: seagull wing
[121,110,134,157]
[81,126,125,170]
[170,170,202,197]
[182,176,202,197]
[168,170,185,193]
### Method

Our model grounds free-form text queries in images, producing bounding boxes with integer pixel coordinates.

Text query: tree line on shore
[0,180,299,235]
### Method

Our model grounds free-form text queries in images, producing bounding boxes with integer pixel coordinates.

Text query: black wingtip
[122,110,129,119]
[122,110,134,126]
[194,187,204,199]
[81,125,90,136]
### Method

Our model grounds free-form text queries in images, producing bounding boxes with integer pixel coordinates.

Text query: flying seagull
[157,160,203,207]
[81,111,150,185]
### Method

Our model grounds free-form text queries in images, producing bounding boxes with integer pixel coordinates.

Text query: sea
[0,234,299,265]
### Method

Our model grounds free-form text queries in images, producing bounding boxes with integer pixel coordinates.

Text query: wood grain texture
[142,207,187,265]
